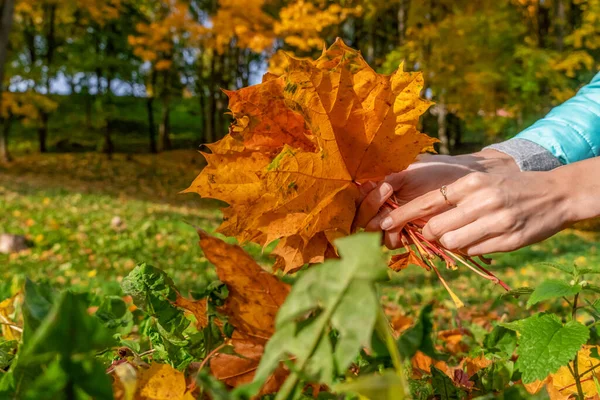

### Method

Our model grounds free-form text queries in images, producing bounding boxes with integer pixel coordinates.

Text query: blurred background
[0,0,599,295]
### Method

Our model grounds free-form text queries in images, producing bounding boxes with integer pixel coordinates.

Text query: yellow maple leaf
[186,39,436,273]
[112,363,195,400]
[548,346,600,399]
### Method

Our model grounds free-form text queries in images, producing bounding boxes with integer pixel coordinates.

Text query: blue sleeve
[515,71,600,164]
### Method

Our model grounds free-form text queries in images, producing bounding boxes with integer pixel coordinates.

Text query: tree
[0,0,15,162]
[130,0,202,152]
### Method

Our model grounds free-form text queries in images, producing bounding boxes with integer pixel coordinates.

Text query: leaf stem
[198,341,229,371]
[571,293,585,400]
[375,308,409,398]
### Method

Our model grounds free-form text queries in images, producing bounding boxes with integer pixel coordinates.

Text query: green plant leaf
[397,303,439,359]
[500,287,533,299]
[431,366,461,400]
[0,340,17,370]
[4,289,115,399]
[479,360,514,392]
[122,263,193,368]
[502,313,589,383]
[526,280,582,308]
[483,326,516,356]
[95,295,133,330]
[22,291,116,359]
[249,232,389,397]
[536,262,575,275]
[22,279,56,344]
[334,370,405,400]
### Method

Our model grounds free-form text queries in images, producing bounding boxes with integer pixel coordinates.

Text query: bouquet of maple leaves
[186,39,508,305]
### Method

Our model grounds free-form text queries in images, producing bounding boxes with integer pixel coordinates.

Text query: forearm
[553,157,600,224]
[454,148,521,175]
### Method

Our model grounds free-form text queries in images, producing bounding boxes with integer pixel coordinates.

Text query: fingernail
[379,182,392,196]
[380,217,393,230]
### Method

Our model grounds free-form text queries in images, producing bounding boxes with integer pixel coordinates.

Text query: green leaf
[483,326,516,356]
[536,262,575,275]
[249,232,389,396]
[397,303,439,359]
[334,370,406,400]
[431,366,461,400]
[502,313,589,383]
[479,360,514,392]
[7,289,115,399]
[122,263,192,368]
[95,295,133,330]
[0,340,17,370]
[22,291,116,360]
[526,280,581,308]
[500,287,533,299]
[22,279,56,344]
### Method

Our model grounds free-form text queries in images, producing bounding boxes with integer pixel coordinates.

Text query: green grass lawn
[0,151,276,299]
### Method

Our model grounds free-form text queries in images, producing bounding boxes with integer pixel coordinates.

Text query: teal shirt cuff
[515,71,600,165]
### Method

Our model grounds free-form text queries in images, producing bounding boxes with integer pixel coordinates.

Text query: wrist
[548,164,600,226]
[458,149,520,174]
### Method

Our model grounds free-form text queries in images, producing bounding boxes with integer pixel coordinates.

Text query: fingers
[384,230,403,249]
[358,181,377,199]
[365,208,391,231]
[436,218,494,251]
[422,206,475,242]
[354,182,393,229]
[462,234,522,256]
[380,184,457,231]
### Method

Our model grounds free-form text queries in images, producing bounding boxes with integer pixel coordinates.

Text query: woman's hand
[378,170,574,255]
[354,149,520,234]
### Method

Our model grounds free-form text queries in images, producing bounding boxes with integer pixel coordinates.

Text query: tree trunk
[436,103,450,155]
[102,118,114,158]
[0,0,15,82]
[204,53,216,143]
[0,115,12,163]
[398,0,406,44]
[555,0,565,51]
[38,113,48,153]
[37,3,57,154]
[0,0,15,163]
[85,93,92,129]
[147,97,157,153]
[159,99,172,152]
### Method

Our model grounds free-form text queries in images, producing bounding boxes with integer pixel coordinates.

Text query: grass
[0,151,275,299]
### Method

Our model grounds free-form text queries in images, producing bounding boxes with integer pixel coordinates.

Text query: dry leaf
[186,38,436,273]
[0,293,22,341]
[438,328,469,355]
[174,296,207,330]
[389,250,431,272]
[546,376,573,400]
[175,231,290,392]
[411,351,452,380]
[549,345,600,399]
[113,363,195,400]
[464,354,492,378]
[523,378,547,395]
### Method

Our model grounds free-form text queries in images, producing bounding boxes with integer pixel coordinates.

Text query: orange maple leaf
[175,231,290,393]
[186,39,436,273]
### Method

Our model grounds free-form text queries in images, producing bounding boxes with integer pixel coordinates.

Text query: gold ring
[440,185,453,206]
